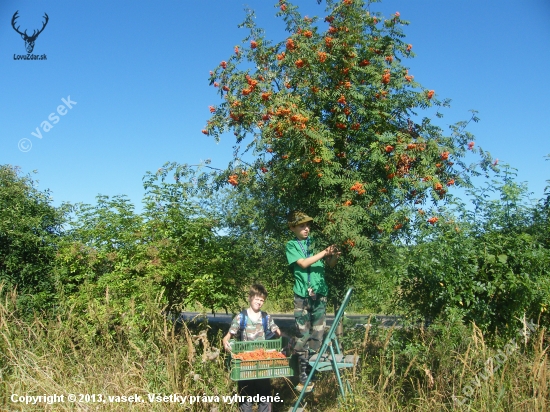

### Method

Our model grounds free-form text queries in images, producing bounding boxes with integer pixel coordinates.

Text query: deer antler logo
[11,11,49,54]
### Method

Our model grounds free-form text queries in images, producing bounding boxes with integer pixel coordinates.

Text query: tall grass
[0,286,232,411]
[337,317,549,411]
[1,286,548,411]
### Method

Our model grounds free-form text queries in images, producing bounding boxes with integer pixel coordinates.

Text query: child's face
[249,295,265,312]
[290,222,311,240]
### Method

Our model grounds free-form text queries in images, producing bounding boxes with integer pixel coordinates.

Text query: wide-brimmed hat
[287,211,313,227]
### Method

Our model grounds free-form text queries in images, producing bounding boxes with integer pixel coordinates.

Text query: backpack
[238,309,277,341]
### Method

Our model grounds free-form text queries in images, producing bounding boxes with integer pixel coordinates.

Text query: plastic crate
[229,337,283,354]
[228,338,297,381]
[230,355,295,381]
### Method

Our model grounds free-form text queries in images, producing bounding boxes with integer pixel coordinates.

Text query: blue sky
[1,0,549,211]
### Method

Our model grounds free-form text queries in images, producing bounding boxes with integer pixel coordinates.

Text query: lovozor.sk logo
[12,11,48,60]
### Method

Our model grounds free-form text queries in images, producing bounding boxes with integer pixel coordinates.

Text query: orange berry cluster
[382,70,391,84]
[434,182,446,197]
[242,75,259,95]
[228,174,238,186]
[233,349,286,361]
[286,38,296,51]
[350,182,366,195]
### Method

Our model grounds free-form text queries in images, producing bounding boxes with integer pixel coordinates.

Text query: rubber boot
[296,352,314,391]
[306,362,318,382]
[306,349,319,381]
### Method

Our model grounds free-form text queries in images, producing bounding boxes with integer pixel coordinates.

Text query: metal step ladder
[289,288,358,412]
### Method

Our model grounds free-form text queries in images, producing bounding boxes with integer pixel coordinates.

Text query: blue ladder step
[309,353,359,371]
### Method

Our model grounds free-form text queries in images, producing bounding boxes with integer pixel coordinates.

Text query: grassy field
[1,289,548,411]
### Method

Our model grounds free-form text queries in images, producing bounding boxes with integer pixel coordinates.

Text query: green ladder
[289,287,358,412]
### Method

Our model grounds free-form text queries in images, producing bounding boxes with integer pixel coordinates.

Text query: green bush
[396,167,550,335]
[0,165,66,313]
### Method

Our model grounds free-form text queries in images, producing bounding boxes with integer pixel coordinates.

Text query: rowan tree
[202,0,495,302]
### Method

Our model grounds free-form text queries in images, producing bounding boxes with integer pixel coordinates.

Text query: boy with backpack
[222,284,281,412]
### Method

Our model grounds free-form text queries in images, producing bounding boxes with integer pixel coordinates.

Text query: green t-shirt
[286,237,328,297]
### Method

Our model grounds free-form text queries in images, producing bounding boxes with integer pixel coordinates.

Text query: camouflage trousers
[293,294,327,355]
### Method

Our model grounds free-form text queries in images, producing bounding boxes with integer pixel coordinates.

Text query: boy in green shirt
[285,211,339,389]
